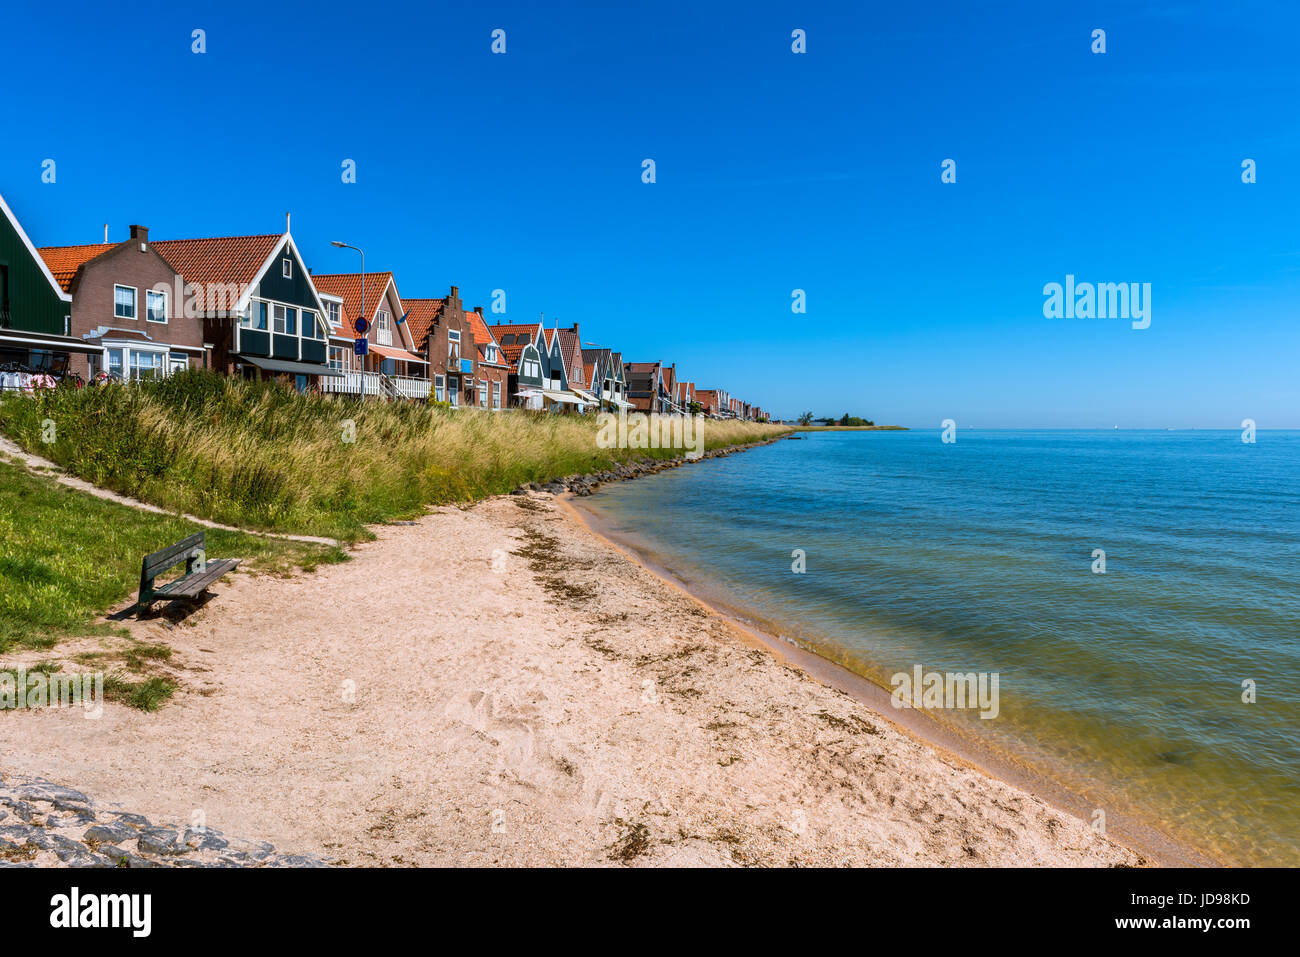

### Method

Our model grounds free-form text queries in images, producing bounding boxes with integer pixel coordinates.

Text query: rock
[5,801,40,823]
[137,827,186,856]
[111,812,151,828]
[48,812,96,829]
[182,828,229,852]
[84,821,138,845]
[95,845,154,868]
[509,488,526,495]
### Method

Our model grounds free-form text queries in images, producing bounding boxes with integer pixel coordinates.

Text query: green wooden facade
[0,195,68,336]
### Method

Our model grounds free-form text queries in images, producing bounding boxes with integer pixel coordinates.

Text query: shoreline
[563,493,1217,869]
[0,483,1150,867]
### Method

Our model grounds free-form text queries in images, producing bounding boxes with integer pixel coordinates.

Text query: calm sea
[577,429,1300,865]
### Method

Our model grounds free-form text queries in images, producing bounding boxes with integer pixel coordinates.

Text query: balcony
[320,371,430,400]
[449,351,473,375]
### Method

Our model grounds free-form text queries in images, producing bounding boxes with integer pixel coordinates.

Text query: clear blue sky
[3,0,1297,426]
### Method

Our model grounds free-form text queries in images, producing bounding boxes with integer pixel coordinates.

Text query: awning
[369,343,427,364]
[541,389,584,405]
[236,355,344,377]
[0,330,102,354]
[570,387,600,405]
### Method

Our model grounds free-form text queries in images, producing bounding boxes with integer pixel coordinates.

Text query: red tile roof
[489,323,542,370]
[465,309,504,364]
[402,297,445,349]
[37,243,114,291]
[150,234,281,290]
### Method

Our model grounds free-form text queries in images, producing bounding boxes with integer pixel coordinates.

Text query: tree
[797,411,814,425]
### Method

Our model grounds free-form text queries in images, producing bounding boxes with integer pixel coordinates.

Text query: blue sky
[3,0,1297,426]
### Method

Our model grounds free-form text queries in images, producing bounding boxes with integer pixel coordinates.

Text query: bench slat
[154,559,241,598]
[142,532,206,579]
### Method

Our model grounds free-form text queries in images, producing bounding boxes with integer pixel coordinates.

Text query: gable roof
[310,272,412,349]
[0,192,72,302]
[488,323,542,370]
[37,243,114,291]
[150,234,281,290]
[465,309,504,363]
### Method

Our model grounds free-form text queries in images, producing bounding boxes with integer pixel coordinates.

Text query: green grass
[0,456,346,654]
[0,371,788,542]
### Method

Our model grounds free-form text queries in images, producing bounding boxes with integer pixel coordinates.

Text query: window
[434,375,445,402]
[108,349,123,378]
[169,354,188,374]
[485,344,497,362]
[282,258,293,279]
[301,310,317,339]
[114,285,137,319]
[328,347,345,371]
[448,329,461,357]
[478,379,487,406]
[286,307,297,336]
[131,350,164,380]
[243,301,269,330]
[498,334,515,345]
[273,304,286,334]
[146,289,167,323]
[448,375,459,408]
[326,301,341,327]
[376,310,391,345]
[492,381,501,408]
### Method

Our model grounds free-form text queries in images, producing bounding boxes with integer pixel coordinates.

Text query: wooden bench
[136,531,240,615]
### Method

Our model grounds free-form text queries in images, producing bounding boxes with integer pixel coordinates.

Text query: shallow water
[579,430,1300,865]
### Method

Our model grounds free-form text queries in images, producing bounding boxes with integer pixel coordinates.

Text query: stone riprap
[0,774,328,868]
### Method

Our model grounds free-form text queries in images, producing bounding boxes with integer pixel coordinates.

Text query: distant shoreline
[789,425,908,431]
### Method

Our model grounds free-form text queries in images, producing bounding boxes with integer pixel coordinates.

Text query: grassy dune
[0,372,787,541]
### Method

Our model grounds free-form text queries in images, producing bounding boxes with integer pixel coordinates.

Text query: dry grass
[0,372,787,541]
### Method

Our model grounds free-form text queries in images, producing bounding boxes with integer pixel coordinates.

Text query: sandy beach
[0,490,1144,867]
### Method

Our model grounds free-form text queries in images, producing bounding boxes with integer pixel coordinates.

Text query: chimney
[103,224,109,243]
[129,224,149,243]
[473,306,483,316]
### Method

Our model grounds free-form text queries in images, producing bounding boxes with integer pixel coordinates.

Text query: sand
[0,491,1142,867]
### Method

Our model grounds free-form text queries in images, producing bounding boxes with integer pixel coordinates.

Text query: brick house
[404,286,480,407]
[39,225,207,381]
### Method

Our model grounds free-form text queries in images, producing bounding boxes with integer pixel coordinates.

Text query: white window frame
[448,375,459,408]
[282,258,293,279]
[326,301,341,327]
[145,288,168,324]
[492,380,501,408]
[114,284,137,320]
[434,374,445,402]
[478,378,487,406]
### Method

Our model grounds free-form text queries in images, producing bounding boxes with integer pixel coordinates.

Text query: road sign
[354,338,368,357]
[353,316,369,335]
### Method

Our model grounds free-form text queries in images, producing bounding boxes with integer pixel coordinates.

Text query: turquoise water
[579,430,1300,865]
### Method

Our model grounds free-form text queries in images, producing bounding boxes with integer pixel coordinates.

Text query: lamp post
[330,241,364,350]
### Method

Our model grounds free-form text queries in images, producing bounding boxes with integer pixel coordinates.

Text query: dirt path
[0,493,1141,866]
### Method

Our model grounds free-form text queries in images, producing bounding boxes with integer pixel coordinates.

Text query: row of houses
[0,194,767,420]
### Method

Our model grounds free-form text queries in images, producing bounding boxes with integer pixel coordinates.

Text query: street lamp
[330,241,365,339]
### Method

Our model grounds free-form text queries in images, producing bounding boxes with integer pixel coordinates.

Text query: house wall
[66,235,205,378]
[0,202,67,336]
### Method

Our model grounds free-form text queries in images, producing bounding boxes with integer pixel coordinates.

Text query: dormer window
[326,301,341,327]
[485,344,497,362]
[282,258,293,279]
